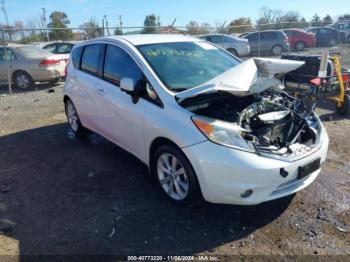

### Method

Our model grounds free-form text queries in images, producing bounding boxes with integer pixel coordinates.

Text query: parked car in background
[241,30,290,55]
[43,42,75,55]
[64,34,328,206]
[0,44,66,89]
[306,27,346,46]
[328,22,350,43]
[198,34,250,56]
[42,42,76,65]
[283,28,316,51]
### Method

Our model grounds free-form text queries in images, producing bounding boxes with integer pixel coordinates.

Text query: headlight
[192,115,256,153]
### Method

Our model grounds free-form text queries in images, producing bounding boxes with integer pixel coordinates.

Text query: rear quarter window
[71,46,83,69]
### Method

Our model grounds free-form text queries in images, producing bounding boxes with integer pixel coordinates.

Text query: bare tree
[227,17,253,34]
[80,18,102,39]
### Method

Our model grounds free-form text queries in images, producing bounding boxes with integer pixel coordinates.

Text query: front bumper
[183,128,329,205]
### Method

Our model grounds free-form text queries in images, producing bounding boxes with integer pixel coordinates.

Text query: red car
[283,29,316,51]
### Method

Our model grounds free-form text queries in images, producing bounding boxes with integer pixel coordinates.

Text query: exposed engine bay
[181,89,321,158]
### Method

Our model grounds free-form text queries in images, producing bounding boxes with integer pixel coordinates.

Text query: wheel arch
[148,136,204,204]
[12,69,32,80]
[149,137,181,169]
[63,94,70,103]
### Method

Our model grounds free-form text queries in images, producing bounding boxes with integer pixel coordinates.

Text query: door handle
[96,89,105,95]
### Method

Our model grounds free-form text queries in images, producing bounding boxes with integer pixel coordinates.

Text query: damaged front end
[178,58,324,161]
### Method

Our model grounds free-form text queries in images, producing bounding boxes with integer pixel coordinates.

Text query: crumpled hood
[176,57,304,101]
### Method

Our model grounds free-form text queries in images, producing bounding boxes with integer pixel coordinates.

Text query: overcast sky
[3,0,350,28]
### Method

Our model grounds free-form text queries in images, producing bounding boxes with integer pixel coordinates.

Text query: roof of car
[104,34,199,46]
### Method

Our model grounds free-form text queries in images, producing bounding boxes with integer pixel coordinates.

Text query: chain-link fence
[0,21,349,95]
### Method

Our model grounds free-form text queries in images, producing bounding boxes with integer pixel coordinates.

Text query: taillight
[284,36,288,43]
[39,59,60,67]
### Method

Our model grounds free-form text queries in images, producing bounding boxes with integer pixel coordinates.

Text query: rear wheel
[336,95,350,115]
[49,78,60,85]
[295,41,305,51]
[271,45,283,56]
[65,99,85,135]
[13,71,34,89]
[151,144,202,207]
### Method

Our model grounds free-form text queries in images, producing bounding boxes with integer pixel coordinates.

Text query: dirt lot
[0,47,349,259]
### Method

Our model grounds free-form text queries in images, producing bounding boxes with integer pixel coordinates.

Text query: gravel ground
[0,46,349,259]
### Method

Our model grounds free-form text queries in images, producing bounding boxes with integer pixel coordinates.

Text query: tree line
[1,7,350,43]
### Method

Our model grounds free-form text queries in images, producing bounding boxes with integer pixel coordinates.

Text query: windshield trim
[136,41,241,93]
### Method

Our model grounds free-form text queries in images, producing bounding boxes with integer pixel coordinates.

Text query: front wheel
[271,45,283,56]
[151,145,202,207]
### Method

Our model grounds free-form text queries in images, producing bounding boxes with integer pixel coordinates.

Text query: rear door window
[246,33,258,41]
[207,35,223,44]
[103,44,143,86]
[43,44,57,53]
[261,32,276,40]
[57,43,74,54]
[80,44,104,76]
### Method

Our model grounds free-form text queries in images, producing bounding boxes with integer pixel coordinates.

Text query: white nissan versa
[63,34,329,206]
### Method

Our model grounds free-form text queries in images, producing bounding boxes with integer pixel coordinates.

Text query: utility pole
[119,15,123,28]
[104,14,110,36]
[1,0,11,41]
[102,18,105,37]
[42,8,50,42]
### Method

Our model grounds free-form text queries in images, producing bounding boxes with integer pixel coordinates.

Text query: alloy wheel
[66,101,79,132]
[16,74,30,89]
[157,153,189,200]
[272,45,282,56]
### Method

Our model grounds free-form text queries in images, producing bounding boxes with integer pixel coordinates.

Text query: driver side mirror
[120,78,135,93]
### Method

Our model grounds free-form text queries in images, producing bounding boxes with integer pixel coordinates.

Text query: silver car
[199,34,250,56]
[0,44,66,89]
[329,22,350,43]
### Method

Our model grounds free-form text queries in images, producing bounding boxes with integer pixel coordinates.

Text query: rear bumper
[28,65,65,82]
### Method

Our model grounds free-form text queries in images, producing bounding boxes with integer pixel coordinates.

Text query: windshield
[16,46,52,58]
[137,41,240,91]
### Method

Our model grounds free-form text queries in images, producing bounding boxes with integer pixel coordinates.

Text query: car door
[72,43,105,131]
[309,29,321,46]
[245,33,259,53]
[93,44,147,160]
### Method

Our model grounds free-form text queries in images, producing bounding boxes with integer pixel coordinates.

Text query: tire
[271,45,283,56]
[64,99,85,135]
[151,144,202,207]
[295,41,305,51]
[49,78,60,85]
[336,95,350,115]
[227,48,238,57]
[13,71,34,89]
